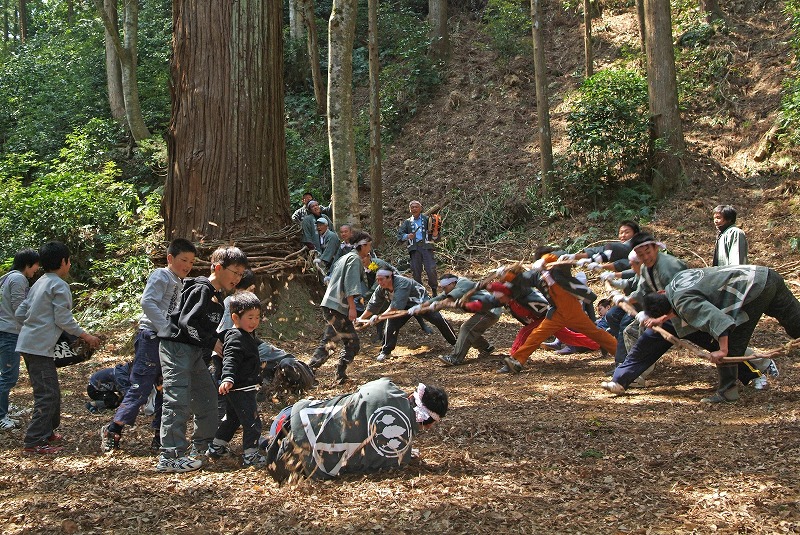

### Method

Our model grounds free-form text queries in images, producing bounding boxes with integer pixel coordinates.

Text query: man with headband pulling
[264,378,448,481]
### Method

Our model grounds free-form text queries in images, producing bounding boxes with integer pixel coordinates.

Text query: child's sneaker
[23,443,64,454]
[242,450,267,467]
[8,404,31,418]
[100,424,120,453]
[48,431,64,443]
[155,455,203,473]
[206,442,233,459]
[0,416,18,430]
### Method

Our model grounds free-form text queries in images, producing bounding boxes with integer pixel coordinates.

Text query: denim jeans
[21,353,60,447]
[0,331,21,420]
[113,329,162,429]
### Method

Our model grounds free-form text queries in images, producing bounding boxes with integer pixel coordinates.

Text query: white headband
[412,383,441,423]
[439,276,458,287]
[376,269,393,277]
[355,238,371,247]
[633,240,666,251]
[628,250,640,264]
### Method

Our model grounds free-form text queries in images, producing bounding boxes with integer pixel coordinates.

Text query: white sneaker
[628,376,647,389]
[0,416,18,430]
[753,375,768,390]
[765,359,779,378]
[156,455,203,473]
[601,381,625,395]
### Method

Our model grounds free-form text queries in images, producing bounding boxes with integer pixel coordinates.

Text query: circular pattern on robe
[368,406,413,458]
[670,269,705,292]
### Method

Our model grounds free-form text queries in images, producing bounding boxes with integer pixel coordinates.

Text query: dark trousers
[382,310,456,354]
[451,313,498,362]
[605,306,634,365]
[113,329,162,429]
[311,307,360,366]
[409,248,438,293]
[216,389,263,452]
[22,353,60,448]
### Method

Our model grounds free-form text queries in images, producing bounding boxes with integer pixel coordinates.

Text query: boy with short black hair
[15,241,101,454]
[207,291,267,467]
[156,245,248,473]
[100,238,196,453]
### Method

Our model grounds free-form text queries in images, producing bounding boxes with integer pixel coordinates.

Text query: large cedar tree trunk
[164,0,289,241]
[328,0,359,226]
[644,0,684,197]
[103,0,125,122]
[531,0,553,193]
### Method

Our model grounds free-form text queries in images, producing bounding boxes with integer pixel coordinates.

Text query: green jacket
[666,265,769,338]
[428,277,503,318]
[713,224,748,266]
[320,251,364,315]
[630,252,686,304]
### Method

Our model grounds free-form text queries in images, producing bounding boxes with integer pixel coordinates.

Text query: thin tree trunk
[644,0,684,197]
[700,0,724,22]
[289,0,304,39]
[531,0,553,193]
[67,0,74,25]
[4,0,9,42]
[93,0,150,140]
[636,0,646,54]
[17,0,25,42]
[584,0,593,78]
[104,0,125,122]
[429,0,449,60]
[300,0,326,117]
[328,0,359,225]
[165,0,289,240]
[368,0,383,245]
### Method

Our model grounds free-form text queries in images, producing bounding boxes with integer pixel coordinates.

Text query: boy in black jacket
[156,246,248,473]
[207,291,267,467]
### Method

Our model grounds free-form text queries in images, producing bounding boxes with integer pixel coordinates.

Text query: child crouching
[208,291,267,467]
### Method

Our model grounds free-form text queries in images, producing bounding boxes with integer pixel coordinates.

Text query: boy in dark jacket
[156,246,248,473]
[207,291,267,467]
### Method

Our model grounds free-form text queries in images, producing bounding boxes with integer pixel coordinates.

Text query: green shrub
[483,0,531,58]
[563,68,650,204]
[781,0,800,145]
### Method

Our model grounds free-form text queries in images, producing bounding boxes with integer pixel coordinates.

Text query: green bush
[781,0,800,145]
[483,0,531,58]
[563,68,650,204]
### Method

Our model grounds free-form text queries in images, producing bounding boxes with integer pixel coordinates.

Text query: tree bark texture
[328,0,359,226]
[93,0,150,140]
[428,0,449,60]
[644,0,684,197]
[531,0,553,193]
[584,0,593,78]
[17,0,25,42]
[700,0,724,22]
[299,0,326,117]
[368,0,383,245]
[165,0,289,241]
[103,0,125,122]
[636,0,646,54]
[289,0,304,39]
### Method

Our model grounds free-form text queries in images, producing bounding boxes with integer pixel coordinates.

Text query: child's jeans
[0,331,21,420]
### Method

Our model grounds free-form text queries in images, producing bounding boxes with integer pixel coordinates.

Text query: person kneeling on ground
[86,361,133,414]
[264,377,448,482]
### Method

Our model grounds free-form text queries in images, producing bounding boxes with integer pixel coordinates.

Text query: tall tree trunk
[368,0,383,245]
[165,0,289,241]
[93,0,150,140]
[429,0,449,60]
[644,0,684,197]
[104,0,125,122]
[67,0,74,25]
[17,0,25,42]
[328,0,359,226]
[289,0,304,39]
[4,0,9,42]
[531,0,553,194]
[300,0,326,117]
[583,0,593,78]
[636,0,646,54]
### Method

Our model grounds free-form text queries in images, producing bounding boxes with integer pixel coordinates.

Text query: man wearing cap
[264,377,448,481]
[397,200,438,294]
[301,201,333,251]
[423,274,501,367]
[358,271,456,362]
[313,218,340,274]
[309,231,373,384]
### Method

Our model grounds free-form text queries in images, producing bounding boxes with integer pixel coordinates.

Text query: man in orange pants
[499,250,618,374]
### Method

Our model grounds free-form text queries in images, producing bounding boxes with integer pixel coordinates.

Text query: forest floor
[2,1,800,534]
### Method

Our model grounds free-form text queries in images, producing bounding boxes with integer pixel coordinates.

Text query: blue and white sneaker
[765,359,779,378]
[156,455,203,473]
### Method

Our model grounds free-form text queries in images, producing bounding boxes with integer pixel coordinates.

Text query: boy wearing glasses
[156,246,248,473]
